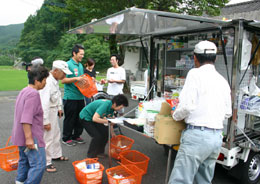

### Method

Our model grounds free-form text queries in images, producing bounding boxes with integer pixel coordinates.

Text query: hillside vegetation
[0,24,24,50]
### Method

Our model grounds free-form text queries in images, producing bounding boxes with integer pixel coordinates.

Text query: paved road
[0,91,244,184]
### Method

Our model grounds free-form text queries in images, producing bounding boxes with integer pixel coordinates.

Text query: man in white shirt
[106,54,126,115]
[39,60,72,172]
[168,41,232,184]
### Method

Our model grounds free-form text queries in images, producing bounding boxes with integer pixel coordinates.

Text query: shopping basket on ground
[110,135,135,160]
[72,158,104,184]
[106,164,144,184]
[0,136,19,172]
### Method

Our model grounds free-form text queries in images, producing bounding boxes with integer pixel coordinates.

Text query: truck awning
[67,7,229,36]
[249,21,260,29]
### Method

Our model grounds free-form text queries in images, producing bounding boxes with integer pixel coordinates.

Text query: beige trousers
[44,107,62,166]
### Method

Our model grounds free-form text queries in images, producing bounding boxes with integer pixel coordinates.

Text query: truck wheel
[241,151,260,184]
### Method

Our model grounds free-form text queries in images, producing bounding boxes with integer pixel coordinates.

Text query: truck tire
[240,151,260,184]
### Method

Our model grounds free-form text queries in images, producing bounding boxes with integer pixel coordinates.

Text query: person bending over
[79,94,128,158]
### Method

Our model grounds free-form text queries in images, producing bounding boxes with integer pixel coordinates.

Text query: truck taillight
[217,153,225,161]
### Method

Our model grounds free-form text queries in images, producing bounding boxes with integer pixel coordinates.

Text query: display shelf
[238,138,260,152]
[240,110,260,118]
[167,48,194,52]
[165,67,191,71]
[164,85,183,91]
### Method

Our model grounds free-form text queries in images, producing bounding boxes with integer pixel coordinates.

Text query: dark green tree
[17,0,68,66]
[0,55,14,66]
[17,0,229,69]
[82,35,110,71]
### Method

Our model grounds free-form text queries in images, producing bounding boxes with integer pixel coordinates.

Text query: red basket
[106,164,144,184]
[110,135,134,160]
[119,150,150,174]
[72,158,104,184]
[0,136,19,172]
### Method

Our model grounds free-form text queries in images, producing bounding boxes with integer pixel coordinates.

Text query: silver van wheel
[248,153,260,181]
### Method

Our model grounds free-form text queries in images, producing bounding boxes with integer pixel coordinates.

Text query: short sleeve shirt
[79,99,114,121]
[106,67,126,95]
[11,87,45,147]
[63,58,84,100]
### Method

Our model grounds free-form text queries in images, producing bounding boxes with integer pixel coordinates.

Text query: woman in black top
[84,58,96,105]
[84,58,96,78]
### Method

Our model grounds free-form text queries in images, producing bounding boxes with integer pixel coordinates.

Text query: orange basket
[110,135,135,160]
[106,164,144,184]
[74,74,98,98]
[0,136,19,172]
[119,150,150,174]
[72,158,104,184]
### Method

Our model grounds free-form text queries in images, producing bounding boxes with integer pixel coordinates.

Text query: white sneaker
[16,181,24,184]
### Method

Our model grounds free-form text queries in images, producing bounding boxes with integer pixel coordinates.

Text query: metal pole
[165,145,173,184]
[219,27,231,87]
[108,121,112,167]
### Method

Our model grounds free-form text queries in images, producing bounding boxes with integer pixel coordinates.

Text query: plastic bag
[249,76,260,96]
[96,82,104,91]
[241,32,252,70]
[74,74,98,98]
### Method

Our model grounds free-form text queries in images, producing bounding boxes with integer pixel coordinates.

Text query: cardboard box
[154,115,186,145]
[154,102,186,145]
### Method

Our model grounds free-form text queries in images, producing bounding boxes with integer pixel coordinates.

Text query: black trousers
[80,119,108,158]
[62,99,85,142]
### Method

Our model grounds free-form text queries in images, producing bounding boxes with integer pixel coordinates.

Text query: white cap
[31,58,44,65]
[194,40,217,54]
[53,60,72,75]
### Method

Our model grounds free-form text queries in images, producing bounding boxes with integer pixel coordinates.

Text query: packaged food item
[171,89,180,99]
[76,161,101,173]
[76,161,87,170]
[86,163,100,169]
[166,99,179,110]
[7,159,18,169]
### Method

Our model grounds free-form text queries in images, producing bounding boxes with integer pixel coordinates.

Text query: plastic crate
[119,150,150,174]
[0,137,19,172]
[110,135,134,160]
[106,164,144,184]
[72,158,104,184]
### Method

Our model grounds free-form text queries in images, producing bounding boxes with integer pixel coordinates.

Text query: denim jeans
[16,145,46,184]
[168,128,222,184]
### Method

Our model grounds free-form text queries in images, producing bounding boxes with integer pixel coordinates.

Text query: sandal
[46,164,57,173]
[52,156,69,161]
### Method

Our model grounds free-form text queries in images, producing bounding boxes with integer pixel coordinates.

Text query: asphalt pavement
[0,91,243,184]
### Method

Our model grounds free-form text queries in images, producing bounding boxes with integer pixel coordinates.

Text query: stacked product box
[144,111,157,138]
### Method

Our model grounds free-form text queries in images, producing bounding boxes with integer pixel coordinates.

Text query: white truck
[130,80,147,100]
[68,7,260,184]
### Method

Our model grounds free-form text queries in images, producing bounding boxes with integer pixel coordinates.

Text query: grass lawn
[0,66,107,91]
[0,66,28,91]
